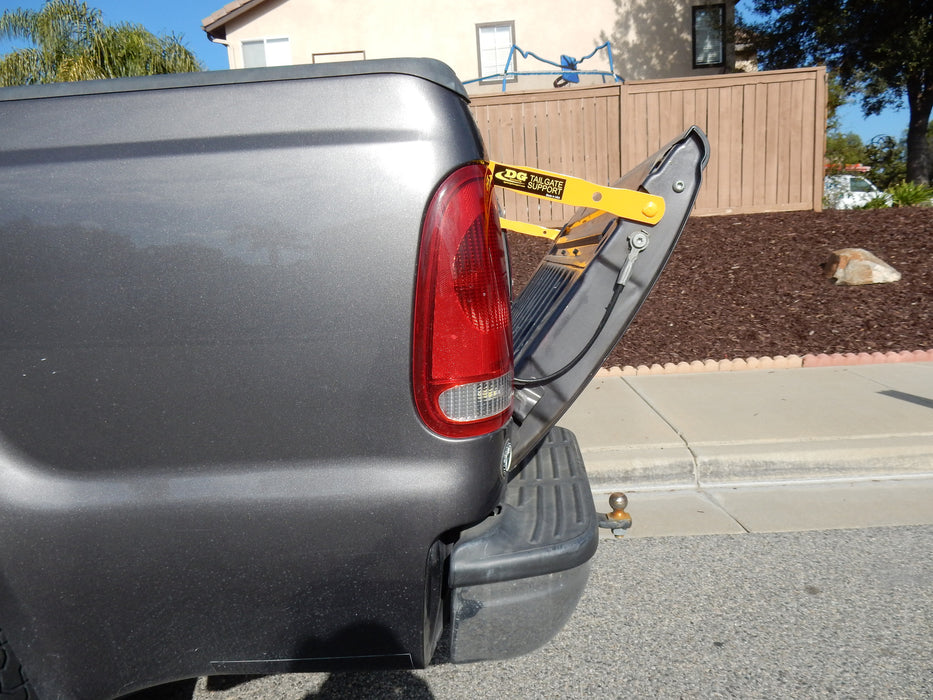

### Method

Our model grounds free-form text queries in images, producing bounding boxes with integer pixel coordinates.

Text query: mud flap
[508,127,710,464]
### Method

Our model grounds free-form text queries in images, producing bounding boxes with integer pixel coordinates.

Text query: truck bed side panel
[0,68,504,698]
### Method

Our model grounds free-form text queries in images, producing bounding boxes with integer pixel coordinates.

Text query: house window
[241,37,291,68]
[476,21,515,82]
[693,4,725,68]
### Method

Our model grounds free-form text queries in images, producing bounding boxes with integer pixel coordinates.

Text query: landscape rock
[822,248,901,285]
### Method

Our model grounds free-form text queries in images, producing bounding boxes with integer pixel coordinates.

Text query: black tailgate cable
[513,230,649,388]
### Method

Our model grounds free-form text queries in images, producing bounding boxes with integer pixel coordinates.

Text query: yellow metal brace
[486,161,665,239]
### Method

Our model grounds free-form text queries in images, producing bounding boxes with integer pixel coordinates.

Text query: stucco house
[202,0,741,94]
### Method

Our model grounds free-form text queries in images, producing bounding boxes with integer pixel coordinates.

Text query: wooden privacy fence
[469,66,827,223]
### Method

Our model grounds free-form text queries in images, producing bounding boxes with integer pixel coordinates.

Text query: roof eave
[202,0,272,36]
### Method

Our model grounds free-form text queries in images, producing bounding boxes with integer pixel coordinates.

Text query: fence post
[813,67,828,212]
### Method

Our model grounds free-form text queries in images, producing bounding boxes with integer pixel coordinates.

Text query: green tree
[864,135,907,189]
[824,131,864,171]
[742,0,933,185]
[824,72,848,132]
[0,0,201,86]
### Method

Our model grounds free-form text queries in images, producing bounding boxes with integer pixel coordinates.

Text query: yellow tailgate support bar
[499,218,561,240]
[486,161,665,239]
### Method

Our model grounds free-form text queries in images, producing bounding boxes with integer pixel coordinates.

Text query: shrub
[860,195,890,209]
[886,181,933,207]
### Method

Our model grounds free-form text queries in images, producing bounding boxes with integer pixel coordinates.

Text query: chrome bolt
[630,231,649,249]
[500,440,513,476]
[673,180,686,193]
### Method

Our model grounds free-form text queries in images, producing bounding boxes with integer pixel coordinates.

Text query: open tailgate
[508,126,709,464]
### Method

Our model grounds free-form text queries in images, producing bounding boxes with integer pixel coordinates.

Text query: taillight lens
[413,163,513,438]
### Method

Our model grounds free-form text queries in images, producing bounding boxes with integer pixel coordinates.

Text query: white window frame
[692,4,725,68]
[241,36,291,68]
[476,21,516,84]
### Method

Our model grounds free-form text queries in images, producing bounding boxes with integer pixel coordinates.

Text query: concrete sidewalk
[559,360,933,537]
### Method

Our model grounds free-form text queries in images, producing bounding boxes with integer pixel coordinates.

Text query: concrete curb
[563,360,933,492]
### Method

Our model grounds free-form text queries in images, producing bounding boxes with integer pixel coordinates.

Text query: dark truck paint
[0,59,707,699]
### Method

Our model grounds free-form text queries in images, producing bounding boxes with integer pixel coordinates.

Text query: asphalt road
[130,524,932,700]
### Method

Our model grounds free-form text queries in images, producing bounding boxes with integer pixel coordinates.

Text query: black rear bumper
[447,427,597,662]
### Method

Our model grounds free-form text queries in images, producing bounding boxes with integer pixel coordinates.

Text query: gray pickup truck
[0,59,707,699]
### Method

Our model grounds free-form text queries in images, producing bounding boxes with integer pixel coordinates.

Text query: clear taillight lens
[412,163,513,438]
[438,374,513,423]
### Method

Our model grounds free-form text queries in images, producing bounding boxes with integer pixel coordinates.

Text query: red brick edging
[597,348,933,377]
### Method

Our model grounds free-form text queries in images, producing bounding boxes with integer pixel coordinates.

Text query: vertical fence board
[706,87,722,209]
[728,85,744,210]
[752,83,769,208]
[607,91,621,183]
[546,98,566,221]
[778,80,794,204]
[583,97,598,184]
[496,97,517,222]
[762,82,778,206]
[741,83,757,208]
[693,88,714,212]
[791,79,804,204]
[594,96,609,185]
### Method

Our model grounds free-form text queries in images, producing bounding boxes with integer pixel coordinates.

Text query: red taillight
[413,163,513,438]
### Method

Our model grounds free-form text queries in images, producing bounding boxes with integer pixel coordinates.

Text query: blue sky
[834,101,908,144]
[1,0,912,143]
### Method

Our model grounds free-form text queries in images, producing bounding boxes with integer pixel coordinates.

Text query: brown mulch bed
[507,207,933,368]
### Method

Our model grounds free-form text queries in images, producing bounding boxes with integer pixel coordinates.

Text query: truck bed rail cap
[0,57,467,101]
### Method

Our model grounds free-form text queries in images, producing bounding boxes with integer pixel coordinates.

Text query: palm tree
[0,0,202,86]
